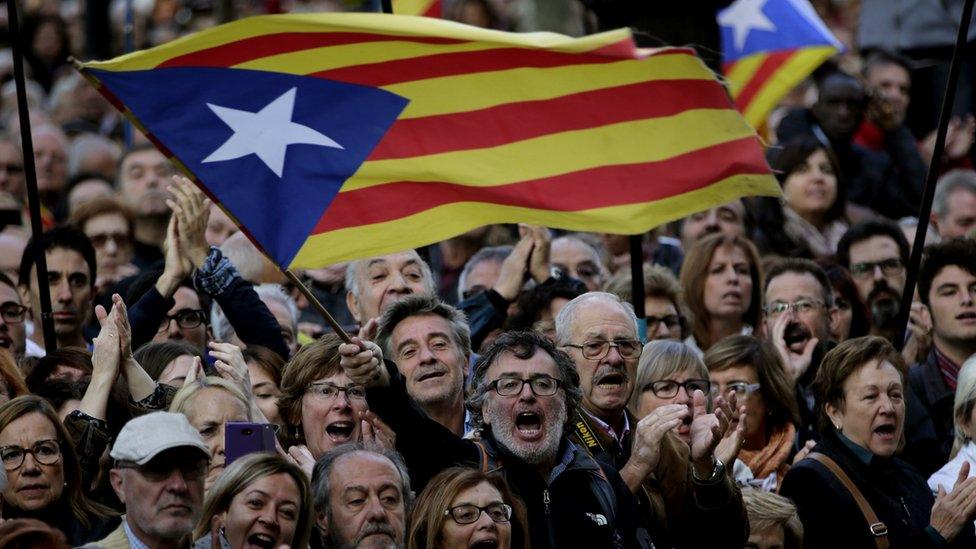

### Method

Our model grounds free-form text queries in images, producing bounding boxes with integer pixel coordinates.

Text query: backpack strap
[808,452,889,549]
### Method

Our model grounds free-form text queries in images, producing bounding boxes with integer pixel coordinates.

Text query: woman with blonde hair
[170,373,257,492]
[192,453,313,549]
[742,488,803,549]
[929,355,976,495]
[408,467,528,549]
[679,233,763,355]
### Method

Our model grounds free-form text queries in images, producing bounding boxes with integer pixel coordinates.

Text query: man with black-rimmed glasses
[554,291,746,549]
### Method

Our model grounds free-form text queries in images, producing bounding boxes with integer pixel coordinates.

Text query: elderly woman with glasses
[705,335,801,491]
[0,395,116,545]
[408,467,529,549]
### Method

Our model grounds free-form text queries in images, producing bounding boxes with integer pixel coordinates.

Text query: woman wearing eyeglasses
[705,336,801,492]
[278,333,394,475]
[408,467,528,549]
[0,395,116,545]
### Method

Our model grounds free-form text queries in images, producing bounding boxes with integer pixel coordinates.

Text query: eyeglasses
[0,163,23,174]
[0,302,28,324]
[849,258,903,279]
[563,339,642,360]
[0,439,61,470]
[711,382,760,397]
[445,502,513,525]
[115,458,208,482]
[89,232,132,248]
[763,298,825,318]
[306,382,367,401]
[646,314,681,331]
[643,379,711,398]
[488,375,561,397]
[157,309,207,332]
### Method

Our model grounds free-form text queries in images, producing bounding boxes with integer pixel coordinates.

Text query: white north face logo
[586,512,608,526]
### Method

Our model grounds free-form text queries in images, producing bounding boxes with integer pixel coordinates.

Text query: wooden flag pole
[896,0,975,350]
[6,0,58,352]
[629,234,647,342]
[284,269,354,344]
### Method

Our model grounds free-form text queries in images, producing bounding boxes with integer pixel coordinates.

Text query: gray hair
[628,340,709,414]
[466,331,581,432]
[344,251,435,301]
[375,294,471,359]
[311,442,414,518]
[211,283,298,342]
[457,245,513,301]
[934,170,976,218]
[554,292,639,345]
[953,354,976,454]
[67,134,121,178]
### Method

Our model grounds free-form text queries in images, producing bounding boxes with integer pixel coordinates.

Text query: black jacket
[365,360,653,548]
[910,348,956,467]
[781,430,975,548]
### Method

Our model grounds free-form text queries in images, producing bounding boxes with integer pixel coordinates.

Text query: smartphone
[224,422,277,466]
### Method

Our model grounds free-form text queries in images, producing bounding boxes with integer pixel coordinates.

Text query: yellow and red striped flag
[393,0,440,17]
[78,14,778,269]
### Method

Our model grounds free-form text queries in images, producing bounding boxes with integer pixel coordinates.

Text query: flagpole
[629,234,647,342]
[895,0,975,351]
[283,270,354,344]
[6,0,58,353]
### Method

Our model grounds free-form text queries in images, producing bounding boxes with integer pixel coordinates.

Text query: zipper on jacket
[543,489,551,515]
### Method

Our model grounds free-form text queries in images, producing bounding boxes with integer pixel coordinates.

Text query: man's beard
[867,281,902,331]
[487,403,566,465]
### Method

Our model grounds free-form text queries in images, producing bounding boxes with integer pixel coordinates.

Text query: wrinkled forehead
[330,451,404,490]
[484,348,560,380]
[551,237,600,265]
[360,251,425,275]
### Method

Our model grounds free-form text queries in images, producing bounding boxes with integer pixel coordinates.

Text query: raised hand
[492,232,533,301]
[209,341,252,397]
[931,461,976,542]
[338,336,389,387]
[689,390,731,477]
[166,175,212,270]
[771,311,818,381]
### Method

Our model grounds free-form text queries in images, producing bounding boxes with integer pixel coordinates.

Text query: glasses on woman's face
[306,382,367,401]
[445,502,513,525]
[0,439,61,470]
[157,309,207,332]
[0,302,28,324]
[643,379,711,399]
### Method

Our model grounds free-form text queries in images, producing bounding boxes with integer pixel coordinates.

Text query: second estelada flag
[78,13,779,270]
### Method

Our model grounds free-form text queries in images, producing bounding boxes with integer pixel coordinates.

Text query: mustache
[354,521,398,545]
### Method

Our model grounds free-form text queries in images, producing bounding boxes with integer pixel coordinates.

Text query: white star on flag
[719,0,777,52]
[203,87,343,178]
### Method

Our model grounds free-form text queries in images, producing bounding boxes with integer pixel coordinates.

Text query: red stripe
[369,78,733,160]
[311,47,625,87]
[313,136,769,233]
[158,32,468,68]
[422,0,441,17]
[733,51,795,111]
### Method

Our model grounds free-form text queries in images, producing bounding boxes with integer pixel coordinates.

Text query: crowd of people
[0,0,974,548]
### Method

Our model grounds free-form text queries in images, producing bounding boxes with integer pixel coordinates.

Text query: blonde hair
[628,340,709,415]
[193,453,313,548]
[742,488,803,548]
[952,355,976,457]
[169,376,257,421]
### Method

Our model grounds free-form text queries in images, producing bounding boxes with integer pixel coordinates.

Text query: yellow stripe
[80,13,636,72]
[724,54,765,98]
[344,108,755,191]
[393,0,435,15]
[741,46,835,128]
[390,54,711,119]
[233,39,501,74]
[289,173,781,268]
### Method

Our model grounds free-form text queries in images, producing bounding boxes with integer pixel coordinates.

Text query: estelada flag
[720,0,842,129]
[78,13,779,269]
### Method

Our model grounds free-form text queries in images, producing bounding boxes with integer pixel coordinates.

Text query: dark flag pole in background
[6,0,58,352]
[630,234,647,342]
[896,0,976,351]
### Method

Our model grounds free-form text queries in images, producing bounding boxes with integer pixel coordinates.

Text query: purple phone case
[224,422,277,466]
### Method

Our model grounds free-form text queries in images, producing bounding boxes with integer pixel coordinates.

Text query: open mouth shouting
[513,409,544,442]
[783,322,813,353]
[244,532,278,549]
[325,420,356,444]
[471,536,500,548]
[873,421,897,445]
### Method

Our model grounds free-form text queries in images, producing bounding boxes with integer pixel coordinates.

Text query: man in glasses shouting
[554,291,747,549]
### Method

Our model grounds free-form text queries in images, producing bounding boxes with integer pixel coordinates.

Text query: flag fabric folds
[393,0,441,18]
[79,13,778,270]
[719,0,842,129]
